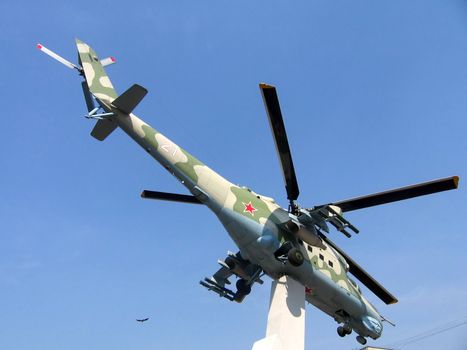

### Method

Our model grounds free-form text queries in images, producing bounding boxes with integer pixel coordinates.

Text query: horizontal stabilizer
[91,119,118,141]
[112,84,148,114]
[141,190,202,204]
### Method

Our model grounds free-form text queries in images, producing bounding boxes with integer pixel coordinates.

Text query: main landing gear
[336,324,366,344]
[356,335,367,345]
[337,325,352,337]
[287,247,304,266]
[274,241,304,266]
[337,325,366,345]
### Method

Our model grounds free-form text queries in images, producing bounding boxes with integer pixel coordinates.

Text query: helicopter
[38,39,459,346]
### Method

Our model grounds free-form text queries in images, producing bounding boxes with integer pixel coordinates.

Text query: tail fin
[89,84,147,141]
[91,119,118,141]
[76,38,117,103]
[75,40,148,141]
[75,39,119,141]
[112,84,148,114]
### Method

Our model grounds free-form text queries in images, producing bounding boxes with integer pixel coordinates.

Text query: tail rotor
[36,43,82,73]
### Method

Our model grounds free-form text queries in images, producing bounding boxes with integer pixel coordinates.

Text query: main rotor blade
[259,83,300,201]
[329,176,459,212]
[141,190,202,204]
[320,234,398,305]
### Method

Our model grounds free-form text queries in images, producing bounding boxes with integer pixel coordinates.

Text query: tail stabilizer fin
[112,84,148,114]
[89,84,147,140]
[91,119,118,141]
[76,38,117,103]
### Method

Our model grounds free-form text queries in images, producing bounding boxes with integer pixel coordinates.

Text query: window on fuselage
[319,254,324,261]
[328,260,333,268]
[307,245,313,253]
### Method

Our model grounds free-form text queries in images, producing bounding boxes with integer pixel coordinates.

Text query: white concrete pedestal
[252,275,306,350]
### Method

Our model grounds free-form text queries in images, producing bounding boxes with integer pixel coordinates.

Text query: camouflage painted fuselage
[76,39,383,340]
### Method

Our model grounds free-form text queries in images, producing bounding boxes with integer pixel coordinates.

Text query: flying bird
[136,318,149,323]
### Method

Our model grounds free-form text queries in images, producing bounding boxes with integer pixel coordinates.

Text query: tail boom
[113,111,233,212]
[69,39,234,211]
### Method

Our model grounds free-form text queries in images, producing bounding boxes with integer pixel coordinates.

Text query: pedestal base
[252,275,305,350]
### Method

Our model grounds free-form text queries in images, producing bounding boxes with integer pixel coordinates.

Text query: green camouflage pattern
[76,38,117,102]
[307,245,359,298]
[77,35,369,302]
[72,39,381,337]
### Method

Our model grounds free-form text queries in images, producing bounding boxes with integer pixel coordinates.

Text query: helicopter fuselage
[39,38,458,347]
[111,108,383,341]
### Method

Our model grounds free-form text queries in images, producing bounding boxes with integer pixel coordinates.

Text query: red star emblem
[305,287,313,294]
[243,202,257,216]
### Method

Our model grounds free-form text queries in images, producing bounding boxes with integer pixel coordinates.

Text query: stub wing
[200,252,263,303]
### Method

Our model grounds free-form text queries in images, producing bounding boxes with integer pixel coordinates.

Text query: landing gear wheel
[356,335,367,345]
[274,241,294,259]
[236,279,251,295]
[343,325,352,335]
[337,326,346,337]
[287,248,304,266]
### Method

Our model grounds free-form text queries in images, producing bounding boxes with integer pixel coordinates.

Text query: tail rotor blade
[259,83,300,202]
[100,56,116,67]
[37,43,80,71]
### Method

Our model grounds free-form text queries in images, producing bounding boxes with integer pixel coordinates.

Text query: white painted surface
[252,275,306,350]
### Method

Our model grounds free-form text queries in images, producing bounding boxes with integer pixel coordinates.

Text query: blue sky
[1,0,466,349]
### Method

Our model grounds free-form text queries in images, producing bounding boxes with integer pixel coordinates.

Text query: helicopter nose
[362,316,383,336]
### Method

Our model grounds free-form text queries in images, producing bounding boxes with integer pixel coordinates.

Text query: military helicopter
[38,39,459,346]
